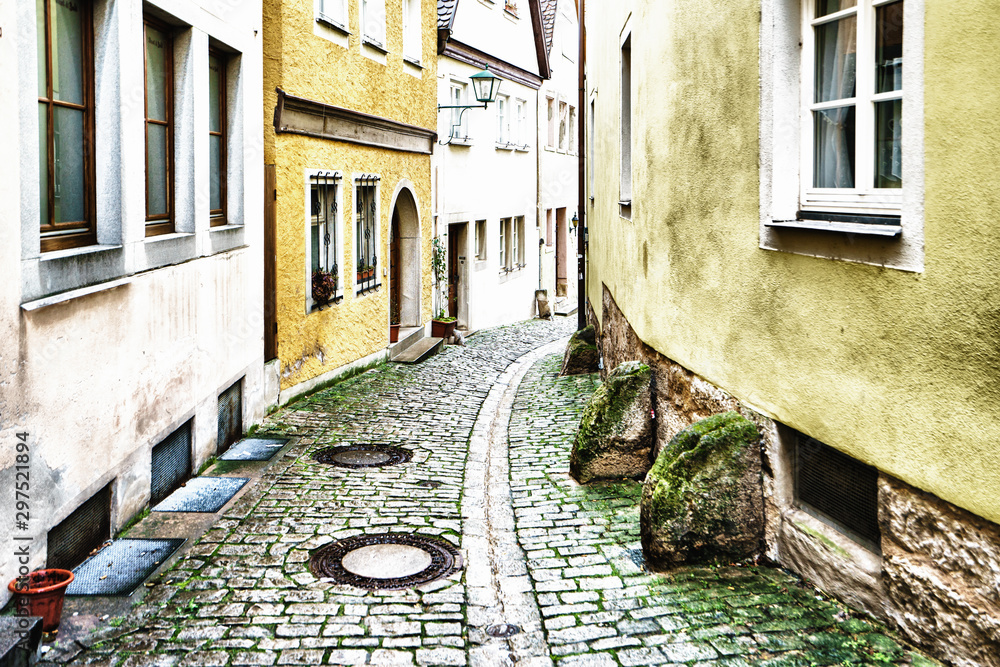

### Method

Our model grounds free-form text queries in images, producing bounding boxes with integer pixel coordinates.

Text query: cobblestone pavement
[61,319,937,666]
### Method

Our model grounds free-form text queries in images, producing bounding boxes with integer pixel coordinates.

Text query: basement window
[794,431,880,551]
[150,421,193,506]
[47,483,112,570]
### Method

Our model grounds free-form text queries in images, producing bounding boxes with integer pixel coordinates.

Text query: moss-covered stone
[561,325,600,376]
[640,411,763,569]
[569,360,653,483]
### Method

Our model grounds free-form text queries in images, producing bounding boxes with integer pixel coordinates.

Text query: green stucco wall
[585,0,1000,524]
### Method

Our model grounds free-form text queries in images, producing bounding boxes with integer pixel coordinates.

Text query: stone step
[389,326,424,360]
[0,615,42,666]
[393,337,443,364]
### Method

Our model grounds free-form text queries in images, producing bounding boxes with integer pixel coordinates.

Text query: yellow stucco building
[584,1,1000,664]
[263,0,437,397]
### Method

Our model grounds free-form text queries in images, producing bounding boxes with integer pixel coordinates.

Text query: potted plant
[432,308,457,339]
[356,262,374,282]
[312,269,338,306]
[389,301,401,343]
[8,569,75,633]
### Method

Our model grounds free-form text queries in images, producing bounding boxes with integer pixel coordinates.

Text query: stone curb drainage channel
[463,337,569,667]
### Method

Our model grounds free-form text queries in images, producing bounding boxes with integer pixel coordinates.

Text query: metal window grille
[217,380,243,455]
[47,483,112,571]
[150,421,192,506]
[795,432,881,549]
[311,171,342,305]
[356,176,381,295]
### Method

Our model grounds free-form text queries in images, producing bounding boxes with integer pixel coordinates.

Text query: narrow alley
[53,321,936,667]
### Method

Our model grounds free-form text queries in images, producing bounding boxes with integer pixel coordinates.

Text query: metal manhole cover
[485,624,521,638]
[416,480,442,489]
[310,534,462,590]
[312,444,412,469]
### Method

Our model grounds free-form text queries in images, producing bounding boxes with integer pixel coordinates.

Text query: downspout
[576,0,586,331]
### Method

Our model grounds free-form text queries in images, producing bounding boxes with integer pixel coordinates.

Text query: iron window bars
[311,171,343,306]
[355,174,381,295]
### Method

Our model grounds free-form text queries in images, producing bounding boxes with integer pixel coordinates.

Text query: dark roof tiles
[541,0,557,53]
[438,0,459,30]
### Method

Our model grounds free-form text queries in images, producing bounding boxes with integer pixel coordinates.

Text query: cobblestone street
[60,320,937,666]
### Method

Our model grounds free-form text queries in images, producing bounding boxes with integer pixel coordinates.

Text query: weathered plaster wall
[263,0,436,390]
[585,0,1000,527]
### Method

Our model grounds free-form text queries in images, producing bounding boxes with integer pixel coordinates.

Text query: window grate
[795,433,880,549]
[355,175,382,296]
[151,422,192,505]
[217,380,243,455]
[47,483,112,571]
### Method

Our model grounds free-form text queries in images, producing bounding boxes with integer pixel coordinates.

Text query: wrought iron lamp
[438,67,503,145]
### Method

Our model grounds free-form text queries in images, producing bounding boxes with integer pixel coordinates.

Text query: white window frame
[759,0,924,272]
[305,169,344,311]
[558,100,568,152]
[449,82,470,140]
[799,0,903,217]
[361,0,386,50]
[402,0,421,63]
[568,105,577,153]
[499,218,507,269]
[620,29,632,217]
[496,95,510,146]
[515,98,527,148]
[318,0,348,31]
[546,96,556,148]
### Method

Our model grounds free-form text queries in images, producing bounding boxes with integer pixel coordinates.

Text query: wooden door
[448,227,460,319]
[390,208,401,325]
[264,164,277,361]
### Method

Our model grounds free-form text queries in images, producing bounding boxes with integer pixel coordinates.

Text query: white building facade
[0,0,267,602]
[537,0,579,312]
[434,0,551,331]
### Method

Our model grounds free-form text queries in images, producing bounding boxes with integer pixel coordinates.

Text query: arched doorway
[389,186,421,329]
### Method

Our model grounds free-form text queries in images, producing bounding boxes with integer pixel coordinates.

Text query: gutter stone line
[462,337,568,667]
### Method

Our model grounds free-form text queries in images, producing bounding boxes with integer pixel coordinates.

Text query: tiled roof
[541,0,557,54]
[438,0,459,30]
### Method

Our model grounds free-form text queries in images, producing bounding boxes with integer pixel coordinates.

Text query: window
[497,95,510,145]
[318,0,348,30]
[546,208,554,246]
[500,217,524,271]
[310,172,342,306]
[558,100,568,151]
[37,0,96,251]
[588,98,595,200]
[568,106,577,153]
[209,51,227,226]
[449,83,469,139]
[475,220,487,259]
[515,99,527,147]
[355,176,380,294]
[402,0,421,63]
[144,17,174,236]
[362,0,386,49]
[802,0,903,218]
[620,33,632,212]
[546,96,556,148]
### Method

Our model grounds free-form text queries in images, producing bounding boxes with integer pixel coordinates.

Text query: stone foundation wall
[593,283,1000,667]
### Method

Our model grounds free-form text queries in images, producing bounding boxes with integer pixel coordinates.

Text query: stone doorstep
[389,326,425,360]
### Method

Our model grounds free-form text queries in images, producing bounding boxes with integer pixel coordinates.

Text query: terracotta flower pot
[431,319,456,340]
[8,569,74,632]
[389,323,400,343]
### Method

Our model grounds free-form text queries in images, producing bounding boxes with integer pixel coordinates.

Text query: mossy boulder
[561,325,599,376]
[569,360,653,483]
[640,411,763,569]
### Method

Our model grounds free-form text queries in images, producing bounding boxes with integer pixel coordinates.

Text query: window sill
[316,15,351,34]
[765,219,902,238]
[210,223,243,233]
[310,294,344,312]
[447,136,473,146]
[514,145,530,153]
[355,282,382,297]
[39,243,123,263]
[495,143,515,151]
[362,38,388,55]
[403,55,423,68]
[145,231,196,244]
[22,274,132,312]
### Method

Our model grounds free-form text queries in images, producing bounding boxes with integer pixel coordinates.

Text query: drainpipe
[576,0,586,332]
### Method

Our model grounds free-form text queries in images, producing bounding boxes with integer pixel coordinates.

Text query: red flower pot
[389,323,400,343]
[431,319,456,340]
[8,569,74,633]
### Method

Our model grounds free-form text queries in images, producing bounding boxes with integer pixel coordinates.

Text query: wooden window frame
[209,49,227,227]
[144,15,175,237]
[37,0,97,252]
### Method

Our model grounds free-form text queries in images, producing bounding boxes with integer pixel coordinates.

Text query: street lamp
[438,67,503,144]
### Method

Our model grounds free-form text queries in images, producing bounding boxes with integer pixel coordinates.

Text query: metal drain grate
[66,538,185,596]
[310,534,462,590]
[152,477,249,513]
[312,444,412,469]
[485,624,521,638]
[217,380,243,455]
[795,433,880,548]
[150,422,192,506]
[47,483,112,571]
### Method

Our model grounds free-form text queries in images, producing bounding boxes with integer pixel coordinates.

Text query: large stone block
[569,361,653,483]
[560,325,599,376]
[641,411,763,569]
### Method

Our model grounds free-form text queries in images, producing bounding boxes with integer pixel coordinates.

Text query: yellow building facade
[584,1,1000,663]
[263,0,437,395]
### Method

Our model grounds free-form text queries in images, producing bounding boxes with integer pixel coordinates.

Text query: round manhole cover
[311,534,462,590]
[312,444,412,468]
